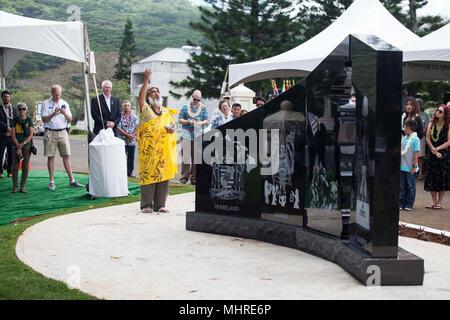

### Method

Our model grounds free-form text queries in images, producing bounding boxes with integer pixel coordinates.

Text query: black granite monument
[187,34,424,286]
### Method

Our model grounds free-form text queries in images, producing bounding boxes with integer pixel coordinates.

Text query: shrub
[70,128,87,135]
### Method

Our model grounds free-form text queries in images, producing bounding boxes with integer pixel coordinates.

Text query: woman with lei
[424,104,450,209]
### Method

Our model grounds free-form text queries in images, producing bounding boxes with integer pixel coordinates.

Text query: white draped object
[89,128,129,198]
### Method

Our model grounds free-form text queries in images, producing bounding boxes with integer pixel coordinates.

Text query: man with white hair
[41,85,84,190]
[91,80,121,136]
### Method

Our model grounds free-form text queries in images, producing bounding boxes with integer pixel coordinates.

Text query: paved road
[15,192,450,300]
[30,135,182,180]
[28,136,449,231]
[30,135,139,176]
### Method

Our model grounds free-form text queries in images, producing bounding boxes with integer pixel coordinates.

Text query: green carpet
[0,170,140,226]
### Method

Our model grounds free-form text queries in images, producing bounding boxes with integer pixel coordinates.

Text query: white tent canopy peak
[228,0,420,86]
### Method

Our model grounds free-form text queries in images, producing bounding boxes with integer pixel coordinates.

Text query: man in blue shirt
[178,90,209,184]
[400,119,420,211]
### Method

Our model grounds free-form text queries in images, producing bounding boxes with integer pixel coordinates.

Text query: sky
[417,0,450,18]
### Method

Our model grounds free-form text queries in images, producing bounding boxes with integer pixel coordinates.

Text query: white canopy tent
[229,0,420,86]
[401,22,450,82]
[0,10,85,88]
[0,10,93,131]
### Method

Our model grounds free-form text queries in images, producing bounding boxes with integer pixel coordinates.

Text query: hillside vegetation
[1,0,201,77]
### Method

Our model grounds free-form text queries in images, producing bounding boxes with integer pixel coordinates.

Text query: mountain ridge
[1,0,201,78]
[0,0,201,55]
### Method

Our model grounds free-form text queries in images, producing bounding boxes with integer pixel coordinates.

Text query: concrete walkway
[16,192,450,300]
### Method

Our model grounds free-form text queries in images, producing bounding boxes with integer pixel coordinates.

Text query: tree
[407,0,428,33]
[297,0,352,41]
[417,15,448,36]
[114,18,137,82]
[171,0,301,98]
[381,0,408,25]
[296,0,448,38]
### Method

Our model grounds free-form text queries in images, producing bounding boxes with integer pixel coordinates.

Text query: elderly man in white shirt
[41,85,83,190]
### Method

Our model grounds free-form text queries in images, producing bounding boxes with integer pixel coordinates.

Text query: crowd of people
[2,76,449,215]
[400,87,450,211]
[177,90,264,184]
[0,68,268,214]
[0,87,85,193]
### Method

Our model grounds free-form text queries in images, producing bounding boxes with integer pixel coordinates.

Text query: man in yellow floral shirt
[138,68,177,214]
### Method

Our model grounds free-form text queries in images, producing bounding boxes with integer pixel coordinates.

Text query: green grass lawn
[0,182,194,300]
[0,171,142,226]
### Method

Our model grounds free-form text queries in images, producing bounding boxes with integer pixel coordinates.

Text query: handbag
[30,139,37,155]
[18,120,37,155]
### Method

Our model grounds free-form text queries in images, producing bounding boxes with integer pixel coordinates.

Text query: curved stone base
[186,211,424,286]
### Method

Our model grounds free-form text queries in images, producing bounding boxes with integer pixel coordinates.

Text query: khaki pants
[140,180,169,211]
[44,129,71,157]
[180,138,196,183]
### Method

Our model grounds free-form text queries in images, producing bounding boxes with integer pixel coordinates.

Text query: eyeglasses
[18,108,26,111]
[256,103,264,107]
[193,98,201,102]
[437,109,444,114]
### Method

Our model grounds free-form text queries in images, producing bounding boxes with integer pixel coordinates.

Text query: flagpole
[84,27,105,132]
[83,27,93,140]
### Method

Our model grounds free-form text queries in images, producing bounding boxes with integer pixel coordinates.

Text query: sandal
[426,204,436,209]
[432,205,442,210]
[141,208,153,214]
[157,208,170,213]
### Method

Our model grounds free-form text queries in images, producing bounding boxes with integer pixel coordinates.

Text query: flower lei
[188,103,202,119]
[121,111,134,129]
[430,123,444,143]
[401,132,417,156]
[2,104,13,120]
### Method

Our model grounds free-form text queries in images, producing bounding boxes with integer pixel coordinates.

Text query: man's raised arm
[139,68,151,113]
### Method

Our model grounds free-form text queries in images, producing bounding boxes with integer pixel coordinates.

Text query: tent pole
[83,64,93,135]
[82,27,94,143]
[83,27,104,132]
[0,49,4,90]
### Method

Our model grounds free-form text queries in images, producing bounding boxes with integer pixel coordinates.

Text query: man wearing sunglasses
[178,90,208,185]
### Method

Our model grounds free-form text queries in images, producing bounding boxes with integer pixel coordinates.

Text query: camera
[18,154,24,161]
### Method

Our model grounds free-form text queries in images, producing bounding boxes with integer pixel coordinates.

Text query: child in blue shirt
[400,119,420,211]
